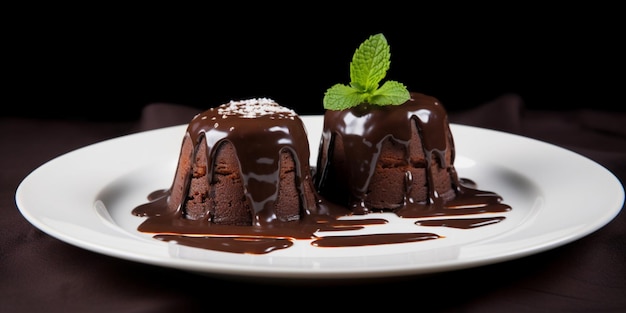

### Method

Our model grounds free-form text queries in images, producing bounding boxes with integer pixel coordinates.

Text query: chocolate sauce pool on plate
[132,96,511,254]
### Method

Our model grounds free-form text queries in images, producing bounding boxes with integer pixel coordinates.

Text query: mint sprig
[323,33,410,110]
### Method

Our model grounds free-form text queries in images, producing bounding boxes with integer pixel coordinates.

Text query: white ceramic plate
[16,116,624,280]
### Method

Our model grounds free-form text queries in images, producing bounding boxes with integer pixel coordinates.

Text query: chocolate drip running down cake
[133,98,328,227]
[315,92,510,217]
[173,98,320,225]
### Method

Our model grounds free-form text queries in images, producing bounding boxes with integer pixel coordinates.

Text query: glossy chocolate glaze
[416,216,506,229]
[316,92,456,213]
[132,96,511,255]
[316,92,511,217]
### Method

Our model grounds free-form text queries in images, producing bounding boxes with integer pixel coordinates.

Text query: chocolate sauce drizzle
[132,96,512,255]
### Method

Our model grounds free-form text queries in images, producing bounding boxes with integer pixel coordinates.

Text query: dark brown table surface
[2,94,625,312]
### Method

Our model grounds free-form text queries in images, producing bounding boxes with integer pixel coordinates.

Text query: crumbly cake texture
[163,97,318,225]
[316,92,458,213]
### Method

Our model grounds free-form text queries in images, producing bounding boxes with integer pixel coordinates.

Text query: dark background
[5,7,623,121]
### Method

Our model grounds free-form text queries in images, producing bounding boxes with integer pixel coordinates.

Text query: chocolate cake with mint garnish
[315,33,511,218]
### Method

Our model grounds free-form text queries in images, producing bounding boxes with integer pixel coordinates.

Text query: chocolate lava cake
[315,92,460,214]
[158,98,320,226]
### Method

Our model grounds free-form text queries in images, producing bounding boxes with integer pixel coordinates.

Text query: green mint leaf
[350,33,390,93]
[323,84,367,110]
[323,33,410,110]
[368,81,411,106]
